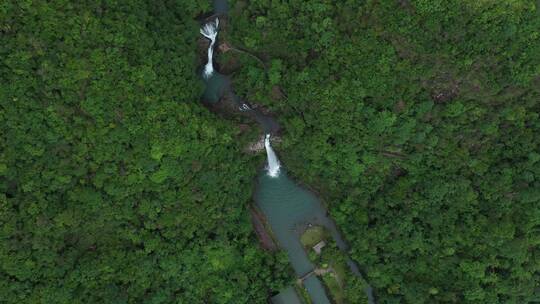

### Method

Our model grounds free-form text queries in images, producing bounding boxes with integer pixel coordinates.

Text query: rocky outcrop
[246,135,281,153]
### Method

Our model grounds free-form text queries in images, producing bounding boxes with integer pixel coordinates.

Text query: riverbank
[198,2,375,303]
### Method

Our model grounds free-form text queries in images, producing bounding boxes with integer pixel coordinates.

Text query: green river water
[255,170,332,304]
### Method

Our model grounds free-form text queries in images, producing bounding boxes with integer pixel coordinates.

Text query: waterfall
[200,18,219,78]
[264,134,281,177]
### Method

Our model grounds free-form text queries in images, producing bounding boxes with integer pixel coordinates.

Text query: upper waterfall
[264,134,281,177]
[200,18,219,78]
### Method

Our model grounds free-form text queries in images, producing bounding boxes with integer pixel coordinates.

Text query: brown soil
[250,206,277,251]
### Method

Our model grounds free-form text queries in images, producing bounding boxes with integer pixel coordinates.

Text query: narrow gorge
[198,2,375,303]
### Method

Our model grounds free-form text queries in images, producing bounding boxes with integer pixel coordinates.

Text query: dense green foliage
[3,0,540,303]
[301,226,369,304]
[0,1,290,303]
[228,0,540,303]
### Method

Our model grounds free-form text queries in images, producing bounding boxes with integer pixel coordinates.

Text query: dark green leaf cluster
[0,1,289,303]
[228,1,540,303]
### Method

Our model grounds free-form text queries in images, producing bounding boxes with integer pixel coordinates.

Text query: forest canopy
[1,0,540,303]
[1,1,289,303]
[226,0,540,303]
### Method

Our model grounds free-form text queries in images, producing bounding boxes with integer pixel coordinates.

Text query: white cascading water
[264,134,281,177]
[200,18,219,78]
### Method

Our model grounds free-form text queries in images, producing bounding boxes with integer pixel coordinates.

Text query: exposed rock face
[246,135,281,153]
[247,136,265,152]
[218,42,231,53]
[250,207,277,251]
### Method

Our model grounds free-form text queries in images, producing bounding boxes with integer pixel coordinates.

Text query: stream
[199,2,375,303]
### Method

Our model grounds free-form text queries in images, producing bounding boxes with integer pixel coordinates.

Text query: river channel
[200,1,375,303]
